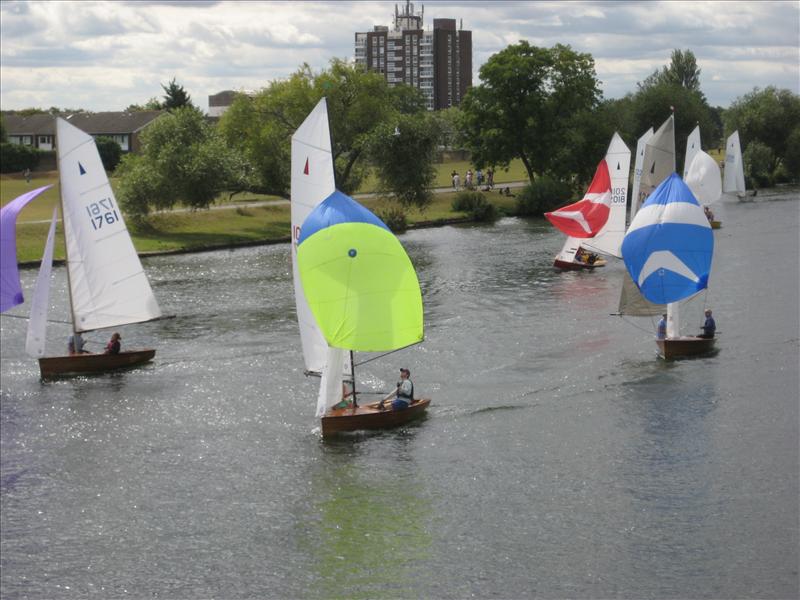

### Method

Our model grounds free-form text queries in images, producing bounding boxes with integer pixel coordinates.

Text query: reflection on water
[1,192,798,598]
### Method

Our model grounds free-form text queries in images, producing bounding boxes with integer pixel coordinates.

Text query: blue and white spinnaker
[621,172,714,305]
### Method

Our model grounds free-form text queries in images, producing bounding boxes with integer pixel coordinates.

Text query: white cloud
[1,0,797,112]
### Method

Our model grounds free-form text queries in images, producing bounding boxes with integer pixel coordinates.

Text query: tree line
[3,47,797,219]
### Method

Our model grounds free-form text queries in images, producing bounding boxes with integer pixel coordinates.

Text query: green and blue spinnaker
[296,190,423,352]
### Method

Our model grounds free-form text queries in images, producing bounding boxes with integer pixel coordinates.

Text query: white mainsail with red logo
[547,133,631,263]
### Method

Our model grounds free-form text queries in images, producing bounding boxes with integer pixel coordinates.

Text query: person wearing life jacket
[378,368,414,411]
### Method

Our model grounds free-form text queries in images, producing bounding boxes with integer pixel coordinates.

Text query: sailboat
[29,117,162,378]
[684,125,722,228]
[621,172,715,359]
[722,130,747,200]
[546,133,631,270]
[291,99,430,437]
[1,185,53,313]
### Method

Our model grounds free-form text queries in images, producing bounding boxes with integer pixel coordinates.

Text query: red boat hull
[321,398,431,437]
[656,337,716,359]
[38,349,156,378]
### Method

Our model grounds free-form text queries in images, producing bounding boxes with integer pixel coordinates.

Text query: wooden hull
[321,398,431,437]
[710,220,721,229]
[553,257,606,271]
[38,349,156,378]
[656,337,715,359]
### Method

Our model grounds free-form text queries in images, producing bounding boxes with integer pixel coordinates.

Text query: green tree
[125,97,163,112]
[219,60,398,198]
[367,112,441,209]
[161,78,194,111]
[723,86,800,179]
[116,107,249,218]
[458,42,601,183]
[640,49,702,93]
[0,114,6,143]
[94,136,122,172]
[631,82,717,171]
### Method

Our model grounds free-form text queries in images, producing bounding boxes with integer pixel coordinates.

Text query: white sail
[618,116,675,319]
[582,132,631,258]
[640,115,675,203]
[682,125,701,180]
[56,117,161,332]
[25,207,58,357]
[722,130,746,198]
[685,150,722,205]
[555,237,581,264]
[630,127,654,222]
[316,347,348,417]
[291,99,336,374]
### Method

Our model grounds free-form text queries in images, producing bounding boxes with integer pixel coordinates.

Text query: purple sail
[0,185,53,312]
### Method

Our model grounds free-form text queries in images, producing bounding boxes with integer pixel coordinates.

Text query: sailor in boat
[378,368,414,411]
[704,205,715,223]
[699,309,716,339]
[104,332,122,355]
[67,332,90,355]
[657,314,668,340]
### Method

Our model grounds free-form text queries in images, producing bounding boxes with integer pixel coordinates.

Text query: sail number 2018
[611,187,627,205]
[86,197,120,230]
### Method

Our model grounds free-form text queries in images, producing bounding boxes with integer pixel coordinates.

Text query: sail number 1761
[86,197,120,230]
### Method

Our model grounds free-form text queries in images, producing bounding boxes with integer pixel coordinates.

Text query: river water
[1,190,798,599]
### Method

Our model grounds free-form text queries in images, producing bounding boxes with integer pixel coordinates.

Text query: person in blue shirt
[699,309,716,338]
[377,368,414,411]
[657,314,667,340]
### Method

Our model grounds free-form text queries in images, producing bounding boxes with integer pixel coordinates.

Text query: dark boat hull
[656,337,715,359]
[553,257,606,271]
[710,220,721,229]
[321,398,431,437]
[38,349,156,378]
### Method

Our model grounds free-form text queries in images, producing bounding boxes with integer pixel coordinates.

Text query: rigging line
[353,340,423,368]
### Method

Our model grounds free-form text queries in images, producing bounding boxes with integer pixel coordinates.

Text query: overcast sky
[1,0,798,113]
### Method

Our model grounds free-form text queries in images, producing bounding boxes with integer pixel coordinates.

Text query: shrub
[743,141,775,188]
[515,177,573,216]
[376,205,408,232]
[0,142,41,173]
[451,190,497,222]
[95,136,123,173]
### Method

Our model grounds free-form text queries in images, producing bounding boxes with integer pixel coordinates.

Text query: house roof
[3,110,166,136]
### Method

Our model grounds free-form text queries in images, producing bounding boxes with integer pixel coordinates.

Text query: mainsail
[682,125,701,180]
[639,115,675,203]
[290,99,336,375]
[722,130,746,198]
[629,127,654,222]
[57,117,161,332]
[581,133,631,258]
[0,185,53,312]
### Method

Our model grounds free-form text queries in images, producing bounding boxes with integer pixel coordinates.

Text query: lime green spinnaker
[297,221,423,352]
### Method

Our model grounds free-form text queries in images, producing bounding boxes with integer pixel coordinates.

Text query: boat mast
[350,350,358,407]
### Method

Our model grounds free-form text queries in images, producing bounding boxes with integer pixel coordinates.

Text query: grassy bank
[3,171,521,263]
